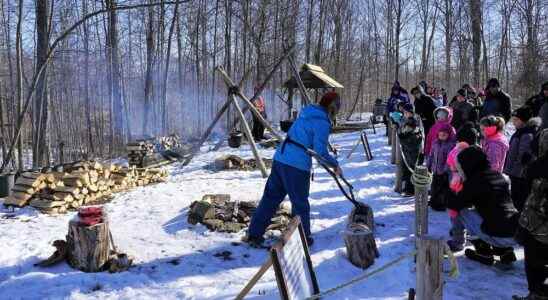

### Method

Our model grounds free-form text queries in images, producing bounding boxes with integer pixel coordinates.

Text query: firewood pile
[126,135,186,168]
[3,161,169,214]
[187,194,291,233]
[211,155,273,171]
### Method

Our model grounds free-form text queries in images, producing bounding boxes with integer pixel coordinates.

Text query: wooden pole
[235,258,273,300]
[394,136,403,193]
[414,166,430,238]
[231,94,268,178]
[215,66,282,141]
[287,56,311,106]
[390,126,397,164]
[212,46,294,151]
[387,122,393,145]
[416,235,444,300]
[182,97,233,166]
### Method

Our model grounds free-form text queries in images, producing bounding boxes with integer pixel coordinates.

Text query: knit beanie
[320,92,340,108]
[456,122,479,145]
[512,106,533,123]
[402,103,415,113]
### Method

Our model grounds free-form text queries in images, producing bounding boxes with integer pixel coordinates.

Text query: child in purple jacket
[427,123,456,211]
[480,116,509,173]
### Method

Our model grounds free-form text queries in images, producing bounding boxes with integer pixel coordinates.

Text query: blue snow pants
[248,160,312,238]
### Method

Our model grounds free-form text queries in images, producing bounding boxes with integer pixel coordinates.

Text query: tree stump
[344,204,379,269]
[348,204,375,233]
[66,220,110,272]
[343,223,379,269]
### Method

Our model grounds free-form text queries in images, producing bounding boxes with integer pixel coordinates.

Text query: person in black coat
[513,152,548,300]
[411,85,437,136]
[447,146,519,266]
[480,78,512,122]
[525,81,548,130]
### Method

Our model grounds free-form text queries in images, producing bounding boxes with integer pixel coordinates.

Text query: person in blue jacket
[386,81,410,114]
[246,91,342,247]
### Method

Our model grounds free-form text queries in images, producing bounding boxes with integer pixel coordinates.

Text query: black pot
[228,131,243,148]
[280,120,294,133]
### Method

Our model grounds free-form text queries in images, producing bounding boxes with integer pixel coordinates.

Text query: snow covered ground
[0,127,527,299]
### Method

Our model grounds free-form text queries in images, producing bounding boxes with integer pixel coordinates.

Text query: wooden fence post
[414,166,430,238]
[390,127,397,164]
[387,122,393,145]
[394,135,403,193]
[416,235,444,300]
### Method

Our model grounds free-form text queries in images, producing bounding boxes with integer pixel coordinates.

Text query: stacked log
[4,172,48,206]
[213,155,273,171]
[126,135,185,168]
[188,194,291,233]
[126,141,155,167]
[3,161,169,214]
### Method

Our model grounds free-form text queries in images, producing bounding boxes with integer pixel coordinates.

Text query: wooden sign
[270,217,320,300]
[235,217,319,300]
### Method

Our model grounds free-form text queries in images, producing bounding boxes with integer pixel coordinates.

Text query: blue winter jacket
[386,93,410,114]
[273,105,338,171]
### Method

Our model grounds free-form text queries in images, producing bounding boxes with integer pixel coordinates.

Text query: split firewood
[12,185,35,194]
[30,199,66,208]
[34,240,68,268]
[64,177,83,187]
[53,192,74,203]
[54,186,80,196]
[21,172,46,181]
[4,192,33,207]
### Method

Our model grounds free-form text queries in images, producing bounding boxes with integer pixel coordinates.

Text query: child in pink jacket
[479,116,509,173]
[425,107,456,156]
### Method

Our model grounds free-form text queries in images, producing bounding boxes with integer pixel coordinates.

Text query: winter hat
[456,88,466,98]
[402,103,415,113]
[457,145,490,178]
[486,78,501,88]
[512,106,533,122]
[456,122,480,145]
[438,123,453,135]
[320,91,340,109]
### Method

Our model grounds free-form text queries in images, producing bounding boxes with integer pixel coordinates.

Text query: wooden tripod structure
[182,45,296,178]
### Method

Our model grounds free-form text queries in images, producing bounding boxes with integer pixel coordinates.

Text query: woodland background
[0,0,546,169]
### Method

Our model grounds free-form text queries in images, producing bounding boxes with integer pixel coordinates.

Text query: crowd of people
[387,79,548,300]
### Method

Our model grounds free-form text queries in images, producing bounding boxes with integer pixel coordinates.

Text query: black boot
[493,246,517,269]
[512,293,548,300]
[465,239,495,266]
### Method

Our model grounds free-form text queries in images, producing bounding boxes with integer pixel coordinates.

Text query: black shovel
[306,148,371,215]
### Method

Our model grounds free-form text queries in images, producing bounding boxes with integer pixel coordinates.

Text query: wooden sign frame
[270,217,320,300]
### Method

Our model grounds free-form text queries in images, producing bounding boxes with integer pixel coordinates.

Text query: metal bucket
[0,173,15,198]
[228,131,243,148]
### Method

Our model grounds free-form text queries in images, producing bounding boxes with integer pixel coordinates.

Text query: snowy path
[0,127,527,299]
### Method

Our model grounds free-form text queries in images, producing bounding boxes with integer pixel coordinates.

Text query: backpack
[519,177,548,244]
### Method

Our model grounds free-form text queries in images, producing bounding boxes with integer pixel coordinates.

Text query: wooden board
[270,217,319,300]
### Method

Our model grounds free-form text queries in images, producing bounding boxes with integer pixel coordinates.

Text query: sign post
[235,217,319,300]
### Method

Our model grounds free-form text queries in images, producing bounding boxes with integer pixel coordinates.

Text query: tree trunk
[33,0,50,168]
[469,0,482,88]
[143,4,155,137]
